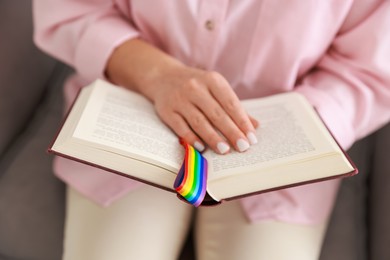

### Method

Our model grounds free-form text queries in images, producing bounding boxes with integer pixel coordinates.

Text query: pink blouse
[33,0,390,224]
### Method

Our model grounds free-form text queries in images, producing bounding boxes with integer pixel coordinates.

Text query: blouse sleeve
[33,0,139,82]
[295,1,390,149]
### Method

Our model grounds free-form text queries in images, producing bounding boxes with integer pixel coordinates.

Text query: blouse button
[205,20,215,31]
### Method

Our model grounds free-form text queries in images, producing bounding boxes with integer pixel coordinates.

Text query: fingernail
[217,142,230,154]
[236,138,250,152]
[194,141,205,152]
[246,132,258,145]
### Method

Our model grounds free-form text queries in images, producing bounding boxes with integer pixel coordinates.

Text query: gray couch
[0,2,68,260]
[1,1,389,260]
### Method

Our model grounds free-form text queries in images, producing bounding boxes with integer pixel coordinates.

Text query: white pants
[63,186,329,260]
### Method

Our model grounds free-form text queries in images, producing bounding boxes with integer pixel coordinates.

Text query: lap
[195,201,328,260]
[63,186,193,260]
[63,187,330,260]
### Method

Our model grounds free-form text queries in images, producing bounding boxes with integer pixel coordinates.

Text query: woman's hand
[106,39,258,154]
[147,65,258,154]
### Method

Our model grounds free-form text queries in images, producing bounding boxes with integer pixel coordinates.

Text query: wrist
[105,38,184,101]
[140,57,186,102]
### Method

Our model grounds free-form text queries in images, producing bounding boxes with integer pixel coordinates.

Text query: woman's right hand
[106,39,258,154]
[146,64,258,154]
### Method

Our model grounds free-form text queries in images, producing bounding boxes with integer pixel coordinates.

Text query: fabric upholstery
[0,0,56,156]
[368,123,390,260]
[0,64,68,260]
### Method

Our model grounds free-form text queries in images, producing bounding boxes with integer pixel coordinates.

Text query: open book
[49,79,357,205]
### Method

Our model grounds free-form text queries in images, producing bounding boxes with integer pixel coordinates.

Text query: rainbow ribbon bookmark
[174,139,208,207]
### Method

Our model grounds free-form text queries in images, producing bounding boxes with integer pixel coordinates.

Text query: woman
[33,1,390,259]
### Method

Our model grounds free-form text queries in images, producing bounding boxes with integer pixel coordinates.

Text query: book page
[205,93,339,180]
[72,81,183,171]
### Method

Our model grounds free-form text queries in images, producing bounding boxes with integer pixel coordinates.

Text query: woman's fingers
[180,105,232,154]
[153,67,259,154]
[204,72,258,144]
[249,115,259,129]
[158,111,205,152]
[188,86,251,152]
[159,108,231,154]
